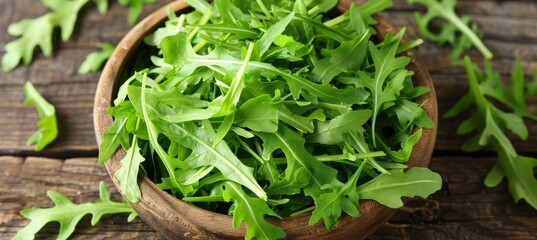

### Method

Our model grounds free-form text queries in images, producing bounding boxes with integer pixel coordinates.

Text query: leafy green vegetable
[445,56,537,210]
[23,81,58,151]
[118,0,157,25]
[407,0,493,59]
[2,0,154,72]
[78,43,115,74]
[2,0,89,72]
[98,0,440,238]
[357,167,442,208]
[114,133,145,202]
[12,182,137,240]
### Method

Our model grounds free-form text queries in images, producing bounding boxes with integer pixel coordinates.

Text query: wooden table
[1,0,536,239]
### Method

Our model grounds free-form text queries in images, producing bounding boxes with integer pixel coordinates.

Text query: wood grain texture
[3,156,536,239]
[1,0,537,239]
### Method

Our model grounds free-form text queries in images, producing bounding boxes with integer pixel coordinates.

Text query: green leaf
[23,81,58,151]
[12,182,137,240]
[98,115,130,163]
[313,30,371,84]
[310,162,365,229]
[78,43,115,74]
[114,136,145,203]
[446,56,537,210]
[359,30,410,146]
[223,182,285,240]
[257,12,295,57]
[163,121,267,200]
[2,0,90,72]
[93,0,109,14]
[407,0,493,59]
[235,95,279,133]
[117,0,156,25]
[357,167,442,208]
[308,110,372,145]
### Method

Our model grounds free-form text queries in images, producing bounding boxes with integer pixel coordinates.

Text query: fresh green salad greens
[98,0,441,238]
[445,56,537,210]
[23,81,58,151]
[12,182,138,240]
[410,0,537,211]
[78,43,116,74]
[2,0,154,72]
[406,0,493,60]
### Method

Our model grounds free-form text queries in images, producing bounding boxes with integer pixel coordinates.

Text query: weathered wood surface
[1,0,537,239]
[3,156,537,239]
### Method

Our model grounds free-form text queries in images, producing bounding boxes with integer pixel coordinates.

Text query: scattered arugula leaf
[2,0,155,72]
[2,0,90,72]
[118,0,157,25]
[12,182,137,240]
[445,56,537,210]
[407,0,493,59]
[78,43,115,74]
[23,81,58,151]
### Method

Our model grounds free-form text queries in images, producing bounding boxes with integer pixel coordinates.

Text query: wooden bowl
[94,0,438,239]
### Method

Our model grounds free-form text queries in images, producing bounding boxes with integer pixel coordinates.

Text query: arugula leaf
[23,81,58,151]
[2,0,89,72]
[310,162,364,229]
[114,135,144,203]
[163,121,267,200]
[308,110,372,145]
[235,95,279,133]
[78,43,115,74]
[223,182,286,240]
[356,167,442,208]
[12,182,137,240]
[446,56,537,210]
[358,30,410,146]
[407,0,493,59]
[118,0,157,25]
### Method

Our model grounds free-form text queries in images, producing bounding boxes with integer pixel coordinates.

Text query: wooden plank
[0,156,160,239]
[3,156,536,239]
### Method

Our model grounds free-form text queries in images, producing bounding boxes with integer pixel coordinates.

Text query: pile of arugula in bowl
[99,0,442,238]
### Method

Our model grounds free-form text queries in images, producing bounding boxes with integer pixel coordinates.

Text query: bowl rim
[93,1,438,239]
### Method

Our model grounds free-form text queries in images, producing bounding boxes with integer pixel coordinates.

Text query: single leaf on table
[78,43,115,74]
[356,167,442,208]
[2,0,90,72]
[93,0,109,13]
[223,182,285,240]
[446,56,537,210]
[117,0,157,25]
[12,182,137,240]
[114,136,145,203]
[23,81,58,151]
[407,0,493,59]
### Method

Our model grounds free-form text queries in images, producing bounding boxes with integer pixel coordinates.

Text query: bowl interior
[94,1,438,239]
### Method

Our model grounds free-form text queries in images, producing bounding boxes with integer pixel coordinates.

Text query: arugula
[23,81,58,151]
[2,0,89,72]
[97,0,441,238]
[445,56,537,209]
[13,182,137,240]
[78,43,115,74]
[2,0,154,72]
[407,0,493,59]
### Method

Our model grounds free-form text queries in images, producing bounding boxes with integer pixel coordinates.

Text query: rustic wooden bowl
[94,0,438,239]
